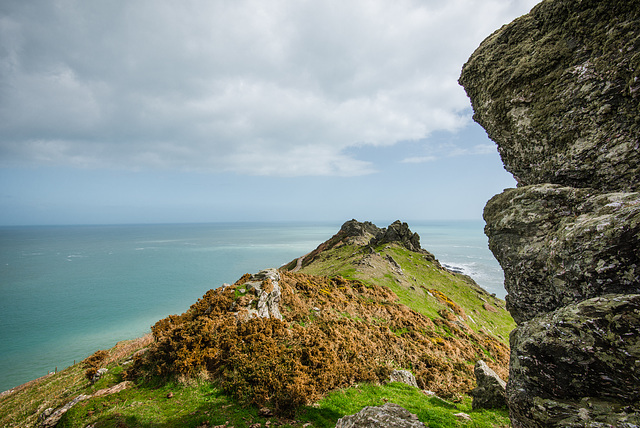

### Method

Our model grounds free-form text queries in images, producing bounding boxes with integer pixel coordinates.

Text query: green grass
[58,380,269,428]
[0,351,104,428]
[19,374,510,428]
[2,337,511,428]
[299,382,510,428]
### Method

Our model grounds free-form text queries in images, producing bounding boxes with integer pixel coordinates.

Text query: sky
[0,0,540,226]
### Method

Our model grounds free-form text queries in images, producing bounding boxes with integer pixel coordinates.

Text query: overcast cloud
[0,0,539,177]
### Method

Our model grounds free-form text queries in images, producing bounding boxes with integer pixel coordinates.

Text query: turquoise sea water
[0,221,504,392]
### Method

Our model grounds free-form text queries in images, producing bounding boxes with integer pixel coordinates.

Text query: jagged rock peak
[282,219,437,273]
[374,220,424,253]
[337,219,426,253]
[336,219,383,246]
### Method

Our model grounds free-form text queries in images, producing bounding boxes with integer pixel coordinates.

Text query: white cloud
[401,156,438,164]
[447,144,498,157]
[399,142,498,164]
[0,0,539,176]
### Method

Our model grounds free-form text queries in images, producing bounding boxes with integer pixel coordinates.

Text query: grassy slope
[292,242,515,343]
[1,236,515,428]
[3,355,510,428]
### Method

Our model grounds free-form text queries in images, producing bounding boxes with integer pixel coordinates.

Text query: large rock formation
[460,0,640,426]
[459,0,640,191]
[508,295,640,426]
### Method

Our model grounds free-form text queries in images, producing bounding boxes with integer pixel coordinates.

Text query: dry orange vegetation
[126,271,509,414]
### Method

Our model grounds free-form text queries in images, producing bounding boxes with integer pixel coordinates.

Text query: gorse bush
[126,271,509,414]
[82,349,108,382]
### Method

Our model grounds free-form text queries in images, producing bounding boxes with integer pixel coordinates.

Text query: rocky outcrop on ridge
[284,220,436,271]
[232,268,283,321]
[371,220,424,253]
[460,0,640,426]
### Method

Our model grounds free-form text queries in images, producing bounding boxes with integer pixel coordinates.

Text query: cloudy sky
[0,0,539,225]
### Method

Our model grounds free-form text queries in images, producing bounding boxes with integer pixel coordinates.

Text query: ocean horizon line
[0,218,486,228]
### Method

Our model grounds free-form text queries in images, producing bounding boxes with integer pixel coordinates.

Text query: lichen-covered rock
[459,0,640,191]
[335,403,427,428]
[484,184,640,323]
[372,220,424,253]
[389,369,418,389]
[507,294,640,427]
[471,360,506,410]
[238,268,282,320]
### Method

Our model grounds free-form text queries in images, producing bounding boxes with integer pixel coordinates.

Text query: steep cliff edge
[460,0,640,426]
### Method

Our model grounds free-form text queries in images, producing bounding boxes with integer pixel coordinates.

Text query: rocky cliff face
[460,0,640,426]
[484,185,640,324]
[459,0,640,191]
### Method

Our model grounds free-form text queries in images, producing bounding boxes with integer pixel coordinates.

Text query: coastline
[0,373,55,399]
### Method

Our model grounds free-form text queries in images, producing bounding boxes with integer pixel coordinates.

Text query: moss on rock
[459,0,640,191]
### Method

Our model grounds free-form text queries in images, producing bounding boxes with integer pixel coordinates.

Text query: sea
[0,220,505,392]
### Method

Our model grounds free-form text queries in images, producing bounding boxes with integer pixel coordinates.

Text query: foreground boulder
[459,0,640,426]
[335,403,427,428]
[508,294,640,427]
[471,360,506,410]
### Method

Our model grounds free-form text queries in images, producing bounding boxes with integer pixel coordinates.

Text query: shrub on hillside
[82,349,109,382]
